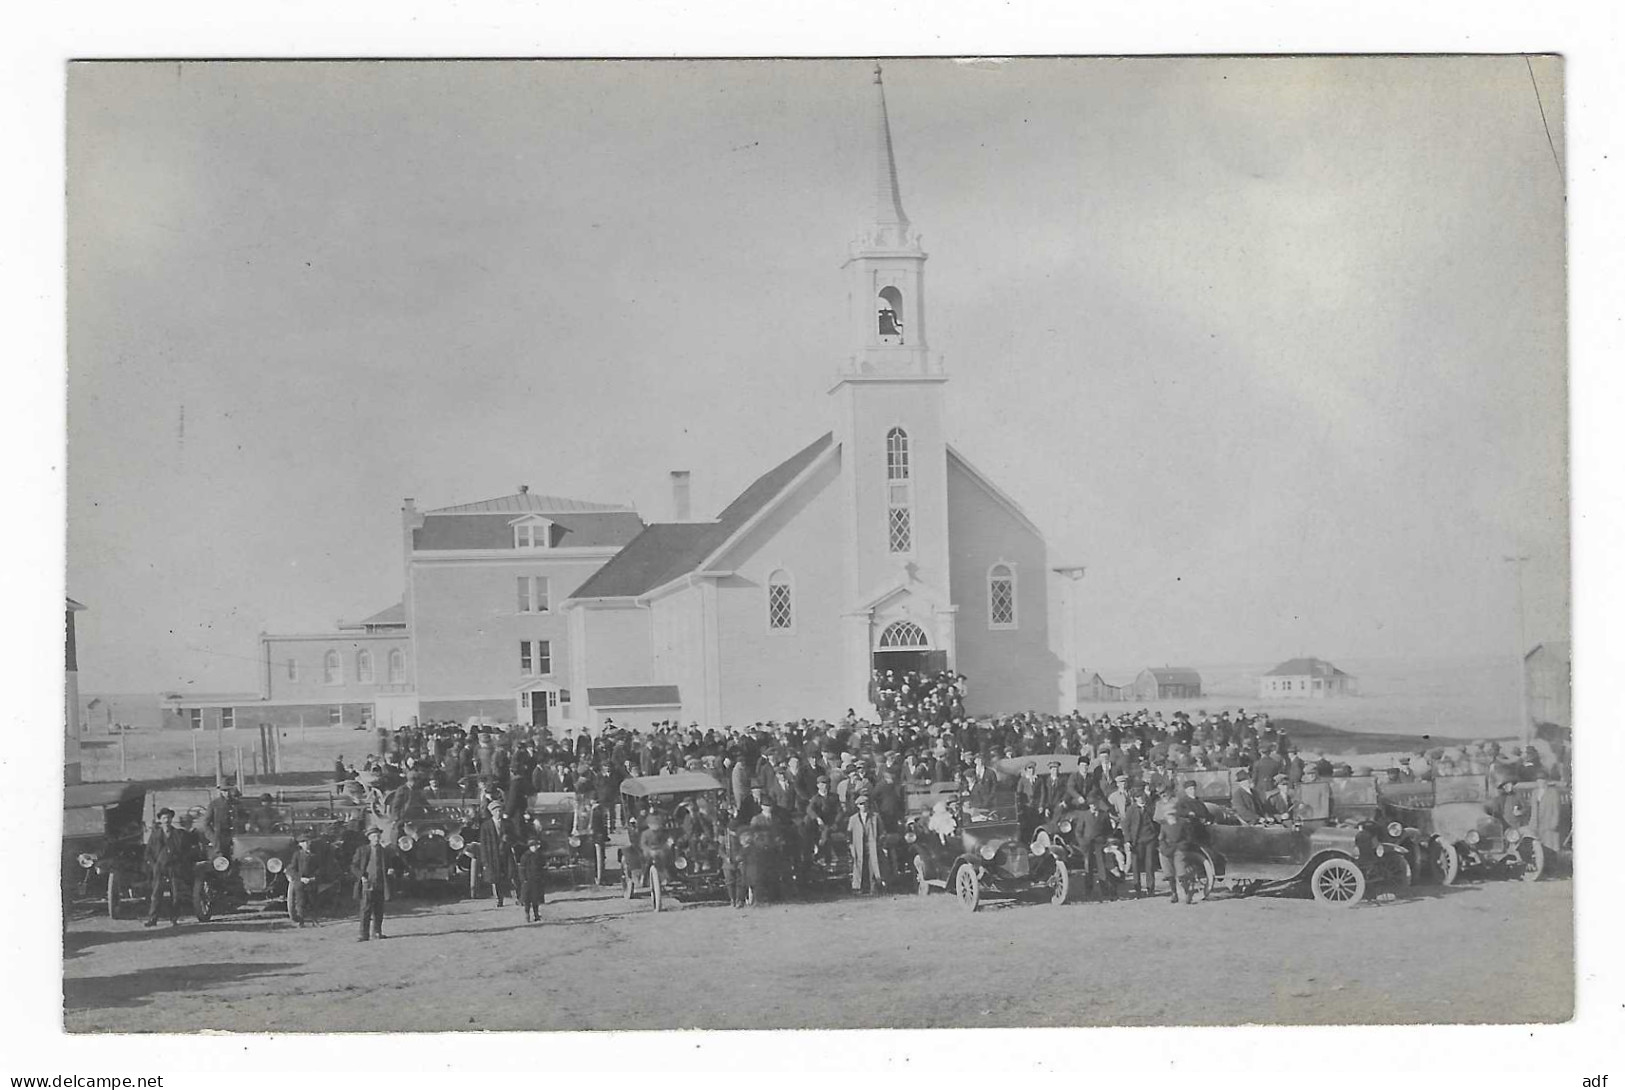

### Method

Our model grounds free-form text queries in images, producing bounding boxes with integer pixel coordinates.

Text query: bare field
[63,873,1572,1033]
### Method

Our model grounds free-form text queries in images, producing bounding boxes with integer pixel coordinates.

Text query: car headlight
[77,853,96,869]
[904,831,917,844]
[568,836,581,847]
[979,842,999,861]
[447,834,464,851]
[1465,830,1480,846]
[1058,820,1073,833]
[675,856,689,871]
[397,835,416,852]
[1375,844,1386,857]
[1387,821,1403,839]
[212,855,230,872]
[265,856,284,873]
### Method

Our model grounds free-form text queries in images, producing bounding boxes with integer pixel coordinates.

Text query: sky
[65,57,1568,694]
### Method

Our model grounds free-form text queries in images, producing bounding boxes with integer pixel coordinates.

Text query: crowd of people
[136,670,1574,932]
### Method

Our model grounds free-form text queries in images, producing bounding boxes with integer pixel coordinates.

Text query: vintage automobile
[1378,774,1548,884]
[1328,775,1422,887]
[192,792,364,920]
[522,791,608,886]
[1193,777,1409,907]
[371,792,481,896]
[63,781,151,919]
[907,758,1071,911]
[618,773,728,911]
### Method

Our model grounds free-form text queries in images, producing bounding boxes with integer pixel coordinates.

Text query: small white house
[1260,657,1357,699]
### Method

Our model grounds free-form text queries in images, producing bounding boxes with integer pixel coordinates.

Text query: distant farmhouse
[1524,641,1570,736]
[1260,656,1357,699]
[1132,667,1203,701]
[1076,669,1128,703]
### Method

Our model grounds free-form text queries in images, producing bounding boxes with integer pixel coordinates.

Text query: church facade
[165,68,1064,736]
[564,68,1061,729]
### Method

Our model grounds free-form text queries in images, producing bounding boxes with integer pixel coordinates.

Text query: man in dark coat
[1230,769,1265,825]
[1076,795,1117,900]
[199,785,234,859]
[143,808,186,927]
[517,836,547,922]
[803,776,843,865]
[476,802,512,906]
[285,830,321,926]
[1123,783,1160,896]
[350,827,397,941]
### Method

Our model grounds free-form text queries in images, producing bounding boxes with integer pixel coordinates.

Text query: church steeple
[866,64,912,246]
[840,63,937,379]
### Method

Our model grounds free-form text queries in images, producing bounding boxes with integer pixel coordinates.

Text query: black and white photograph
[53,54,1580,1036]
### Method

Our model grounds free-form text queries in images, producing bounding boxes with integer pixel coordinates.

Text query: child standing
[518,836,546,922]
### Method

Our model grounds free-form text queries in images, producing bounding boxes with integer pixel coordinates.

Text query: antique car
[1328,775,1422,887]
[371,792,481,896]
[63,781,151,919]
[908,759,1070,911]
[192,792,364,920]
[1378,774,1547,884]
[1193,777,1408,907]
[618,773,728,911]
[522,791,608,886]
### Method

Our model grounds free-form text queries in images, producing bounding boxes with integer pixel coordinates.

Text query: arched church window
[877,286,904,342]
[989,563,1017,629]
[886,428,910,480]
[356,649,374,684]
[323,649,342,685]
[767,569,793,631]
[387,648,405,684]
[879,620,929,649]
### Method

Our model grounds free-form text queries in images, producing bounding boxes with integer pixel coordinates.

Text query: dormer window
[511,516,554,550]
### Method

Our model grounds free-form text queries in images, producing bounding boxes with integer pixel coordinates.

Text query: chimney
[670,470,692,521]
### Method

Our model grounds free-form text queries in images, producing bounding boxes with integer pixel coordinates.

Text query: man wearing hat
[142,807,185,927]
[1230,768,1265,825]
[517,835,547,922]
[476,800,513,907]
[285,830,321,926]
[349,826,397,941]
[847,793,888,894]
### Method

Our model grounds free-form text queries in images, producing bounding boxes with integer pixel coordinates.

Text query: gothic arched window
[356,649,374,684]
[879,620,929,649]
[323,649,342,685]
[387,648,405,684]
[767,569,793,631]
[885,427,912,554]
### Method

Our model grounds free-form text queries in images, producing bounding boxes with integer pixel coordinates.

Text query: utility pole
[1053,565,1087,713]
[1504,554,1531,743]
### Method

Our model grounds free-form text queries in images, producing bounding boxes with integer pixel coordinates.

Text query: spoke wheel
[1435,841,1461,886]
[1046,860,1071,905]
[955,865,982,912]
[192,876,214,922]
[106,870,121,920]
[1190,853,1217,901]
[1382,850,1413,888]
[1518,837,1546,882]
[649,866,664,912]
[1310,857,1366,907]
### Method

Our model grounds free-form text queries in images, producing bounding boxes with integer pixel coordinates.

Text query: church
[560,67,1062,729]
[163,68,1065,737]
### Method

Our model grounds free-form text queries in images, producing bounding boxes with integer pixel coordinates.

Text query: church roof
[570,432,835,600]
[1144,667,1203,685]
[1264,657,1351,678]
[426,493,633,515]
[413,511,646,551]
[340,602,406,629]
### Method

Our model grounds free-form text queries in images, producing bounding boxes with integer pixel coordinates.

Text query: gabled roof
[414,511,646,551]
[570,433,835,600]
[1265,657,1351,678]
[426,493,634,516]
[1145,667,1202,685]
[341,602,405,629]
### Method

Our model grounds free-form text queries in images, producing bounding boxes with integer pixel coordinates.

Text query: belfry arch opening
[877,286,904,343]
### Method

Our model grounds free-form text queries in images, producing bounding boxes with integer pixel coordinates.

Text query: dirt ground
[63,867,1572,1033]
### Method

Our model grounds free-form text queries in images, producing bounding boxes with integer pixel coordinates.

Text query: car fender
[1291,847,1362,883]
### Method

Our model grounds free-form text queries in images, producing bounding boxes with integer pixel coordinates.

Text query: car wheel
[1047,859,1070,905]
[192,876,214,922]
[1518,837,1546,882]
[1309,857,1366,907]
[1190,852,1217,900]
[106,869,121,920]
[914,856,930,897]
[649,866,664,912]
[1435,841,1461,886]
[954,865,981,912]
[1381,850,1413,888]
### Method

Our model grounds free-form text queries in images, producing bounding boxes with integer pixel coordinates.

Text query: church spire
[869,64,911,235]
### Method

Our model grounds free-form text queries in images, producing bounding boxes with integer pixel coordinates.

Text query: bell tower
[833,65,955,714]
